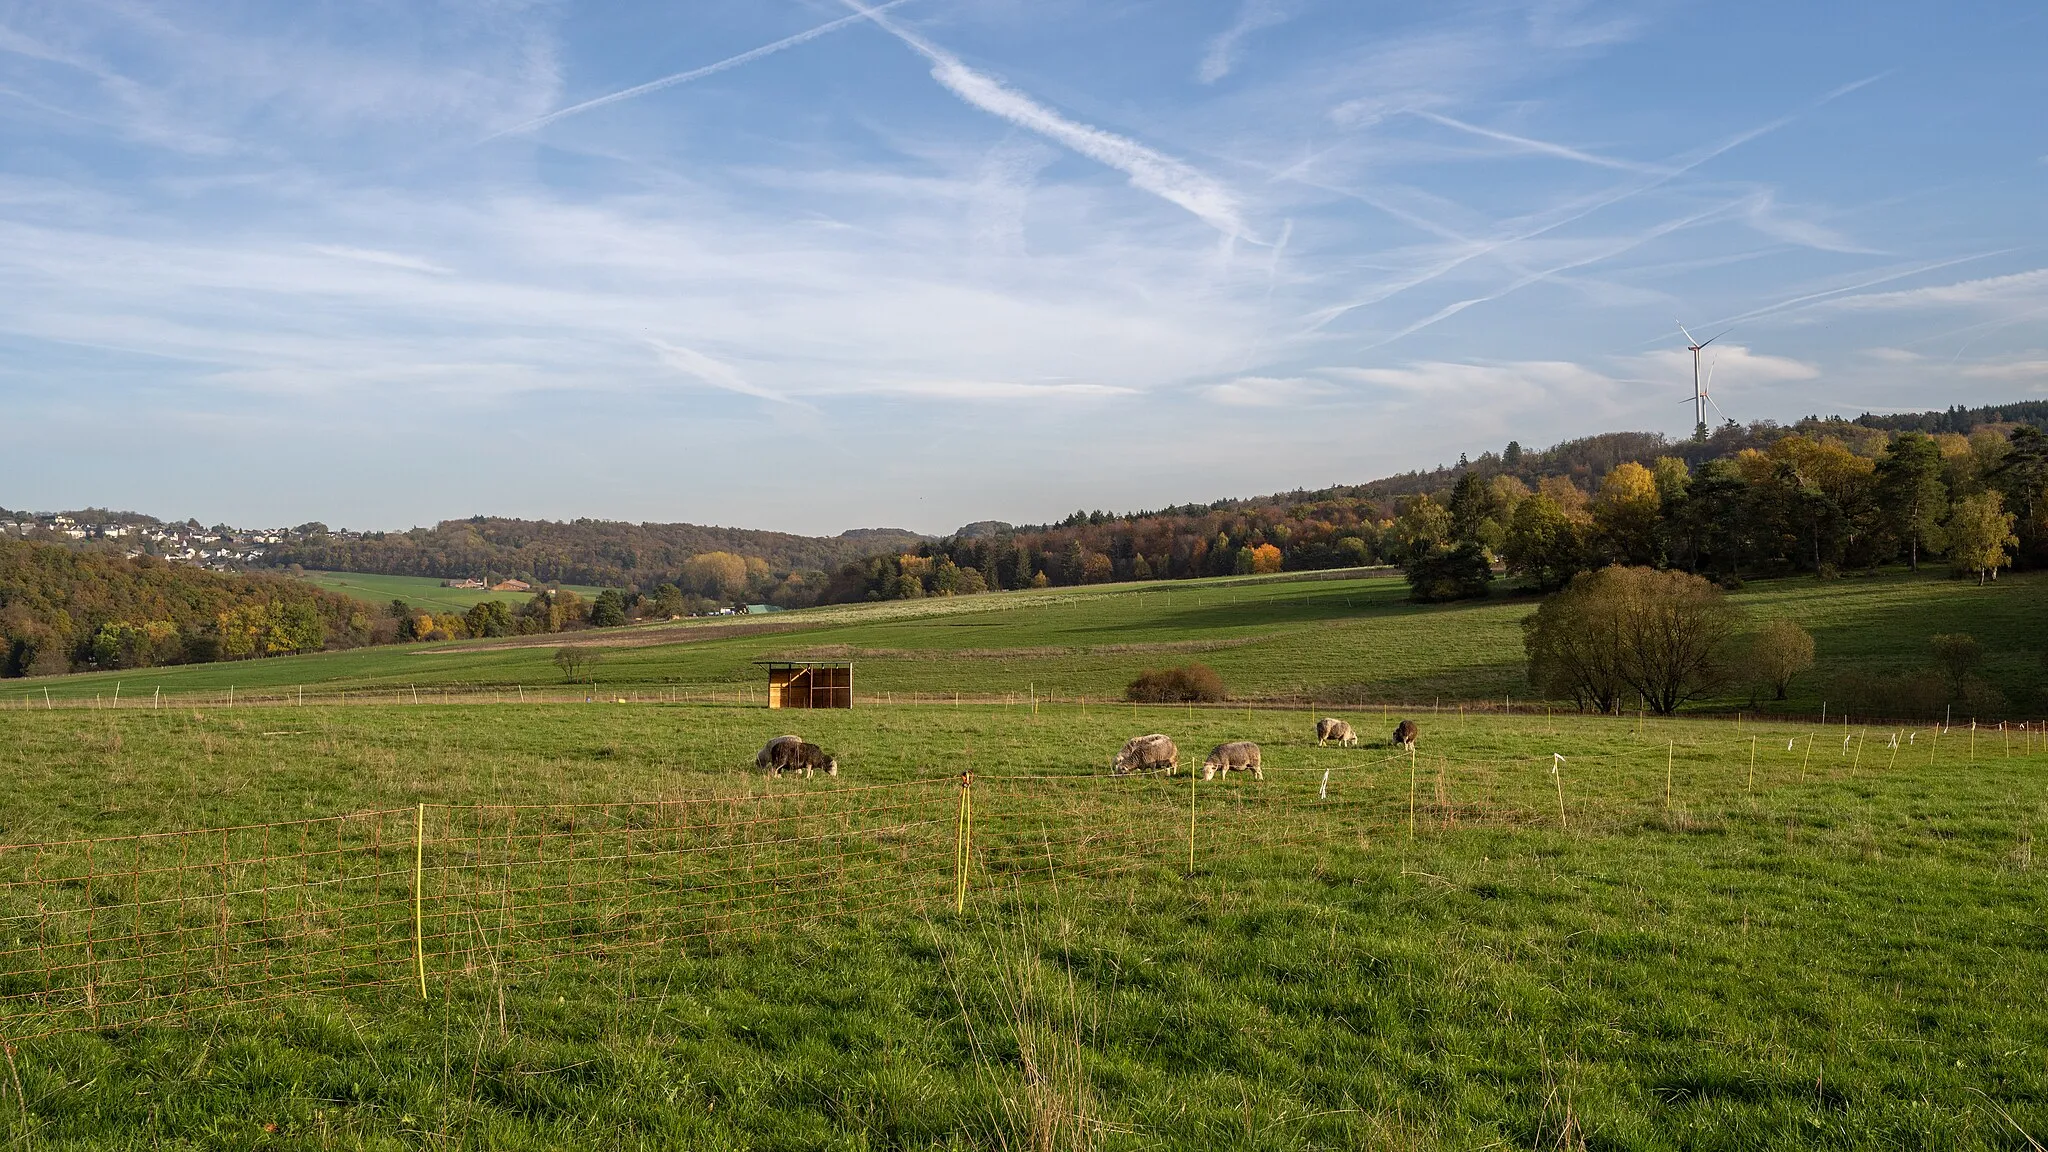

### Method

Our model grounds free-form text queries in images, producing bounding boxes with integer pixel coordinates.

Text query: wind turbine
[1676,322,1730,436]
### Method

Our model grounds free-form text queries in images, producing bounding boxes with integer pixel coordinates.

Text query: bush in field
[1125,663,1226,703]
[1928,633,1982,698]
[554,646,603,684]
[1745,618,1816,701]
[1523,566,1742,715]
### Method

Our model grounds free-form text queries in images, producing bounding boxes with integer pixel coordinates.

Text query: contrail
[1303,74,1889,332]
[485,1,914,140]
[838,0,1254,241]
[1410,110,1665,175]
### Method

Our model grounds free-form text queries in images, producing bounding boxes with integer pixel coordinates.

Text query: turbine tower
[1676,322,1729,438]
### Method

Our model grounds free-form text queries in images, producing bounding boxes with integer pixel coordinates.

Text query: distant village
[0,510,352,572]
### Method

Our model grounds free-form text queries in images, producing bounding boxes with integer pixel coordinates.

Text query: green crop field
[18,567,2048,721]
[292,570,608,614]
[0,698,2042,1149]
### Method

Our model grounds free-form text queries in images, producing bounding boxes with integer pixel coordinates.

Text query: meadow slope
[0,702,2040,1148]
[18,568,2048,719]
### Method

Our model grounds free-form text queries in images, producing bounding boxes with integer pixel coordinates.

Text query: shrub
[1929,633,1982,698]
[554,646,603,684]
[1523,566,1743,714]
[1404,542,1494,603]
[1745,618,1816,701]
[1125,663,1226,703]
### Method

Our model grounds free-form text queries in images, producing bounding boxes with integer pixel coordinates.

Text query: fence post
[1665,741,1673,813]
[1187,761,1198,874]
[413,804,428,1000]
[1407,745,1417,840]
[954,774,973,914]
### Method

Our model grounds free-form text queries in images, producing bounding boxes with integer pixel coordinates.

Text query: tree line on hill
[0,540,375,676]
[256,516,923,595]
[1396,422,2044,603]
[828,410,2048,604]
[0,540,675,677]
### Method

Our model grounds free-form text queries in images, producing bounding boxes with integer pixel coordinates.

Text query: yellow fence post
[413,804,428,1001]
[954,773,973,914]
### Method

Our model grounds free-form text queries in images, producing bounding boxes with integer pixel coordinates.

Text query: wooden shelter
[758,660,853,709]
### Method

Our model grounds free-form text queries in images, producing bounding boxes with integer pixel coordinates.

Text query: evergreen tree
[1875,432,1948,570]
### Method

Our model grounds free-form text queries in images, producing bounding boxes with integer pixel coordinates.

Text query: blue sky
[1,1,2043,535]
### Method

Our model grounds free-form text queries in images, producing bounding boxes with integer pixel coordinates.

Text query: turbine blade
[1676,321,1699,346]
[1709,395,1730,423]
[1704,356,1718,392]
[1700,327,1733,348]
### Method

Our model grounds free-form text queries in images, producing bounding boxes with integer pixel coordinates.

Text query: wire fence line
[8,682,2040,735]
[0,729,2026,1046]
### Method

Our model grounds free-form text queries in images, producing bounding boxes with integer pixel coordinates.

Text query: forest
[0,542,374,676]
[257,516,925,591]
[834,406,2048,603]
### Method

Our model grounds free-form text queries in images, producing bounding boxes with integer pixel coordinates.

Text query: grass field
[20,567,2048,721]
[0,700,2042,1149]
[292,570,607,614]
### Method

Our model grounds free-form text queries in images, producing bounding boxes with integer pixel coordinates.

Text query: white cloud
[309,245,451,275]
[1827,267,2048,311]
[1325,359,1619,398]
[1629,344,1821,384]
[1202,375,1334,406]
[1962,358,2048,383]
[842,379,1138,401]
[1199,0,1292,85]
[647,339,796,405]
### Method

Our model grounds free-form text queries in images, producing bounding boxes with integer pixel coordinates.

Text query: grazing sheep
[784,741,839,778]
[1202,741,1263,781]
[1392,719,1419,751]
[1315,718,1357,747]
[1112,733,1179,776]
[757,735,837,778]
[756,734,803,775]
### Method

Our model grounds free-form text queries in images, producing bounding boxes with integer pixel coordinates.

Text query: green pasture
[19,567,2048,719]
[293,569,607,614]
[0,702,2041,1148]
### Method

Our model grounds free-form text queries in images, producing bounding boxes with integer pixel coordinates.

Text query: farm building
[757,659,853,709]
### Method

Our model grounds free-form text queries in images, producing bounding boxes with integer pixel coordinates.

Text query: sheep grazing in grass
[1315,718,1357,747]
[1392,720,1419,751]
[1112,733,1179,776]
[756,735,803,775]
[757,735,838,778]
[1202,741,1262,781]
[785,742,839,778]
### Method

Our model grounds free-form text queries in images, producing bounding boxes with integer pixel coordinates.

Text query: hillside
[21,566,2047,721]
[0,539,376,676]
[257,516,926,592]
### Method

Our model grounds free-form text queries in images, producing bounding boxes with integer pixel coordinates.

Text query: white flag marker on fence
[1318,768,1331,801]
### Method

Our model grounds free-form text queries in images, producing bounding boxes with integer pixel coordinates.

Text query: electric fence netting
[0,725,1971,1044]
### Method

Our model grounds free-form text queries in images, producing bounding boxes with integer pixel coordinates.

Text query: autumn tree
[1391,495,1452,562]
[1745,618,1816,701]
[1503,494,1586,591]
[1592,462,1662,566]
[1524,566,1743,714]
[681,551,749,599]
[1944,491,2017,584]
